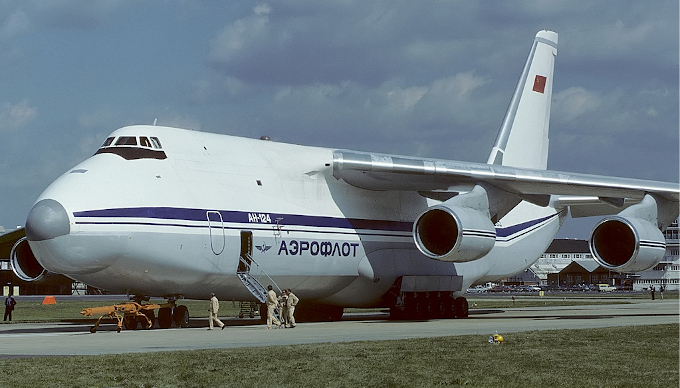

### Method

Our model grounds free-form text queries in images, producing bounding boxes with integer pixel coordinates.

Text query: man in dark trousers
[4,293,17,321]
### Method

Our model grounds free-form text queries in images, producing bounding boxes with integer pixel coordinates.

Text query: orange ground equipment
[81,301,189,333]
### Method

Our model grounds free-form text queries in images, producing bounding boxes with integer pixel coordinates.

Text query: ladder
[236,254,284,323]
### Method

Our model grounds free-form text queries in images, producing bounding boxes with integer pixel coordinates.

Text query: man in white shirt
[208,293,225,330]
[266,285,281,329]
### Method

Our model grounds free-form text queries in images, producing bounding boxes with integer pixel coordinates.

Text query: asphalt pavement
[0,297,677,358]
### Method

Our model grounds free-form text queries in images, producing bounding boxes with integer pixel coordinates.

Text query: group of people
[207,286,299,330]
[650,285,665,300]
[266,285,298,329]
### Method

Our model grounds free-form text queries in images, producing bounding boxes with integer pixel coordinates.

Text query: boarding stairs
[236,254,284,323]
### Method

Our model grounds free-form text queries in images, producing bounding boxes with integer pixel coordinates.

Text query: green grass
[0,324,676,388]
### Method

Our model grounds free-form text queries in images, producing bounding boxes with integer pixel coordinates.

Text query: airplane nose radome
[25,199,70,241]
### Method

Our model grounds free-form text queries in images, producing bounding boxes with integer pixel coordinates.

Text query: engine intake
[414,204,496,263]
[10,237,47,281]
[589,216,666,273]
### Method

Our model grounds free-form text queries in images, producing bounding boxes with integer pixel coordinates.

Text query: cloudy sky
[1,1,678,238]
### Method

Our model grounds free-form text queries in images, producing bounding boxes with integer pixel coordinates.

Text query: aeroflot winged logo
[255,242,272,253]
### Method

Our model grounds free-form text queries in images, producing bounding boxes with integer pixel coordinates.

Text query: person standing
[278,289,289,328]
[651,285,656,300]
[286,289,299,328]
[660,285,664,300]
[4,293,16,321]
[208,293,225,330]
[266,285,281,329]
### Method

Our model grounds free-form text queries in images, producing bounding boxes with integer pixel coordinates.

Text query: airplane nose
[25,199,70,241]
[24,198,119,275]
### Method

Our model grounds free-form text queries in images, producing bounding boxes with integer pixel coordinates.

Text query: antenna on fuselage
[153,118,158,126]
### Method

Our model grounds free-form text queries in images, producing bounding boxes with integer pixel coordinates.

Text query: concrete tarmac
[0,298,677,358]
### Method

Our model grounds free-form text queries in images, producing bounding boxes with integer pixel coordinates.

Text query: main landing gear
[81,296,190,333]
[390,292,468,320]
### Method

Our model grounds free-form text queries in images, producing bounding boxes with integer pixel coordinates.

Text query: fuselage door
[207,211,225,255]
[238,230,253,272]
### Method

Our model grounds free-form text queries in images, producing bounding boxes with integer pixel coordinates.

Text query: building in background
[633,218,679,291]
[530,239,592,285]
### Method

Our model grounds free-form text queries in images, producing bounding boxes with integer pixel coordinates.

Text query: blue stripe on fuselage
[73,207,412,232]
[73,207,558,239]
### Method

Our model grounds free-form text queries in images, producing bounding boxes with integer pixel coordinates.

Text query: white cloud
[429,72,490,100]
[208,4,274,64]
[386,86,428,111]
[553,87,602,123]
[0,100,37,131]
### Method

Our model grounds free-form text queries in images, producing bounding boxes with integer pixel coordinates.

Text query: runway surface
[0,298,677,358]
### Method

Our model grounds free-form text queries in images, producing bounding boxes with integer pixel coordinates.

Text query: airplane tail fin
[487,30,558,170]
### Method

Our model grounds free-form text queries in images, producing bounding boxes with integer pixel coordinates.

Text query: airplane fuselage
[27,125,562,306]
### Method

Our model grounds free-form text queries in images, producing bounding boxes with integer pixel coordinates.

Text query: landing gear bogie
[392,292,468,321]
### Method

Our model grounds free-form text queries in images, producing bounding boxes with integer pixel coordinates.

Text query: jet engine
[414,203,496,263]
[10,237,47,281]
[589,216,666,273]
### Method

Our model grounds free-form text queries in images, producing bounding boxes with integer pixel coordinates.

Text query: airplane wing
[0,227,25,260]
[332,150,679,221]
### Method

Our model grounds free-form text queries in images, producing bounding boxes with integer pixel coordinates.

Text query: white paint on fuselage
[30,126,561,305]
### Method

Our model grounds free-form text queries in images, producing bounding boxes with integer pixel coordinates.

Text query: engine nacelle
[413,204,496,263]
[10,237,47,281]
[589,216,666,273]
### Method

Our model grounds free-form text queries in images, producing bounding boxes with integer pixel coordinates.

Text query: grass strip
[0,324,676,388]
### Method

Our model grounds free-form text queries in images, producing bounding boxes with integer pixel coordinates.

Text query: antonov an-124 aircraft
[4,31,679,325]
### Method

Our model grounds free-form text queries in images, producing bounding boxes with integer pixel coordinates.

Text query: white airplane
[4,30,679,325]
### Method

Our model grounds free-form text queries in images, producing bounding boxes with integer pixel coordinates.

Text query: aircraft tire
[443,295,456,319]
[158,307,173,329]
[414,295,426,320]
[173,305,189,328]
[124,315,138,330]
[432,294,446,319]
[327,305,344,321]
[296,304,343,322]
[389,305,404,320]
[402,294,416,319]
[454,297,469,318]
[142,309,155,329]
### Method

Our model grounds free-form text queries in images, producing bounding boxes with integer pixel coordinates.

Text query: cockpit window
[140,136,151,148]
[139,136,162,149]
[115,136,137,146]
[101,137,115,147]
[150,137,162,149]
[95,135,166,160]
